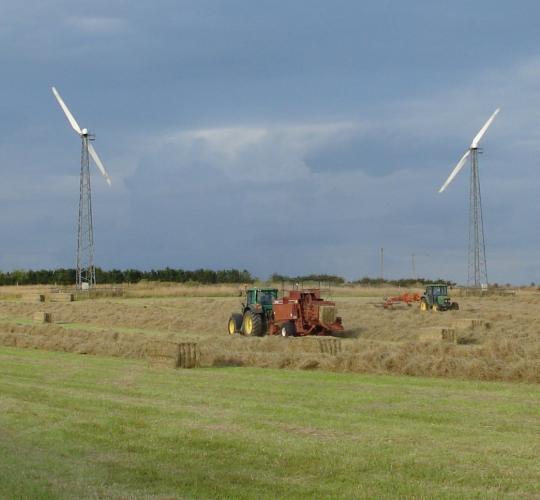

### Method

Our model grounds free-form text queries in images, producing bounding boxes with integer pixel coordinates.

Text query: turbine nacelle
[438,108,500,193]
[51,86,111,187]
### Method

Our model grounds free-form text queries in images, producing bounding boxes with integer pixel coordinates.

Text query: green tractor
[228,288,278,336]
[420,284,459,312]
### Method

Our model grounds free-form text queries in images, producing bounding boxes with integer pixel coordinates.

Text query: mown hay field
[0,283,539,382]
[1,347,539,498]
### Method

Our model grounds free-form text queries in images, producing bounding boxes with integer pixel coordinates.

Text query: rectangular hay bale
[24,294,45,303]
[33,312,52,323]
[418,327,445,341]
[453,318,490,330]
[50,293,74,303]
[318,338,342,356]
[146,340,200,369]
[441,328,457,342]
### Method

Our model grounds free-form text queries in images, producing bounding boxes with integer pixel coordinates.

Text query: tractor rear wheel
[228,313,243,335]
[420,300,428,311]
[242,311,264,336]
[281,321,296,337]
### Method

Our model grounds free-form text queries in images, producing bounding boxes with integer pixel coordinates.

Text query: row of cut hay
[1,323,540,382]
[198,336,540,383]
[21,292,73,303]
[0,324,200,368]
[7,297,238,338]
[201,336,342,354]
[0,324,149,359]
[123,282,242,298]
[417,318,491,344]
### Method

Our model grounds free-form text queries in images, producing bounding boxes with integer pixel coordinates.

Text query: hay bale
[146,340,199,369]
[24,294,45,303]
[418,327,446,341]
[318,338,342,356]
[177,342,200,368]
[439,328,479,345]
[453,318,490,330]
[33,312,52,324]
[441,328,457,343]
[488,313,513,321]
[49,292,74,303]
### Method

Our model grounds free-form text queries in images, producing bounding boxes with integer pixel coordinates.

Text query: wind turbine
[52,86,112,290]
[438,108,500,289]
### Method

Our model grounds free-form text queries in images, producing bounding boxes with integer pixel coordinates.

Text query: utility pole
[380,247,384,281]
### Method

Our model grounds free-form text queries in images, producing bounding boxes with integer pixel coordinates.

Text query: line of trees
[270,273,346,285]
[270,274,455,287]
[0,268,254,286]
[352,277,457,287]
[0,268,455,287]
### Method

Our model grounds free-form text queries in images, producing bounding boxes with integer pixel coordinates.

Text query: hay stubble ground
[0,285,539,382]
[1,284,540,497]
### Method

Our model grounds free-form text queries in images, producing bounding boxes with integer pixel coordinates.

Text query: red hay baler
[228,287,344,337]
[271,289,344,336]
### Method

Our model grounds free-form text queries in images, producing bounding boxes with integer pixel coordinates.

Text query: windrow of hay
[197,336,540,383]
[0,324,152,358]
[1,324,539,382]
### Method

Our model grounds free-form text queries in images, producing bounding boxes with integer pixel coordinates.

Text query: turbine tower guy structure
[52,87,112,290]
[439,108,500,289]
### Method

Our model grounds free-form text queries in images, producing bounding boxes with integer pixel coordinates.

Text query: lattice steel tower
[52,87,112,290]
[439,109,499,289]
[77,134,96,288]
[467,148,488,288]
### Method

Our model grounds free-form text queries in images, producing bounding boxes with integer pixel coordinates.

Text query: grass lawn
[0,347,539,499]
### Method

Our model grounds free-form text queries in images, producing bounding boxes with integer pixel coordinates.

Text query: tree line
[270,274,456,287]
[0,268,254,286]
[0,268,455,287]
[270,273,346,285]
[352,276,457,287]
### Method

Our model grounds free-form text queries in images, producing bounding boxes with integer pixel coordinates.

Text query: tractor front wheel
[228,313,243,335]
[281,321,296,337]
[242,311,264,336]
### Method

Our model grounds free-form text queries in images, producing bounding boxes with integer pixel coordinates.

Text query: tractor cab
[226,288,278,337]
[244,288,278,315]
[421,284,459,311]
[426,284,448,301]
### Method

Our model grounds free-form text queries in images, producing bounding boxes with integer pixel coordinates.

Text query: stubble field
[0,284,539,382]
[1,283,540,498]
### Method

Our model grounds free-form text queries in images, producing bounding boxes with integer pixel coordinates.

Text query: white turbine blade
[439,149,471,193]
[88,143,112,187]
[51,86,83,135]
[470,108,500,149]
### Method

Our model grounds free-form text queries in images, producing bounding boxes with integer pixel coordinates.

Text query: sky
[1,0,540,284]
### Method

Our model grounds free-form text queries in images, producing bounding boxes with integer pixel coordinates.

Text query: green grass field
[1,347,539,499]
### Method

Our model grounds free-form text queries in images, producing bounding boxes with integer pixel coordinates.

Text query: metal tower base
[76,135,96,289]
[467,148,488,288]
